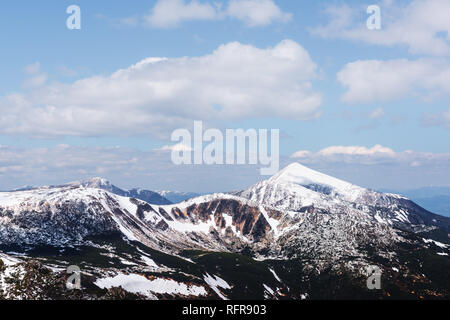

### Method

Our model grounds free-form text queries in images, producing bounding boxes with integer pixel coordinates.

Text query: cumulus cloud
[337,58,450,104]
[310,0,450,56]
[289,145,450,189]
[0,40,321,138]
[317,145,396,157]
[143,0,291,28]
[144,0,218,28]
[290,144,450,168]
[226,0,292,27]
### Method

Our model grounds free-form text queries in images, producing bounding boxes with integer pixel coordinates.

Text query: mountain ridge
[3,177,173,206]
[1,163,449,300]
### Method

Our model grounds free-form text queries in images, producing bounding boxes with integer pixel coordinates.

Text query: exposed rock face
[185,199,272,241]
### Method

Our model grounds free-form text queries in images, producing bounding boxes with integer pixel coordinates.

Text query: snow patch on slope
[95,273,207,298]
[203,273,231,300]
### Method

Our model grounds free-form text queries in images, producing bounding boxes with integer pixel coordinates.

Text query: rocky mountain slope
[0,163,449,300]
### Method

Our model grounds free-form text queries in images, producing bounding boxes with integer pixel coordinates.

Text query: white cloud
[0,40,321,138]
[0,145,157,190]
[423,109,450,129]
[22,62,47,89]
[1,145,449,191]
[226,0,292,27]
[290,150,311,159]
[158,143,193,152]
[317,145,396,157]
[337,58,450,104]
[290,144,450,168]
[58,66,78,77]
[311,0,450,56]
[24,62,41,75]
[22,73,48,89]
[0,145,280,193]
[291,144,399,161]
[143,0,291,28]
[144,0,218,28]
[369,107,385,119]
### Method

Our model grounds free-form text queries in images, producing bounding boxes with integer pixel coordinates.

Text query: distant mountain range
[381,187,450,218]
[155,190,201,203]
[8,178,201,206]
[0,163,449,300]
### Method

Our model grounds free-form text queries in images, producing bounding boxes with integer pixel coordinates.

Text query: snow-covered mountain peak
[270,162,356,190]
[265,162,366,202]
[235,162,450,235]
[61,177,114,191]
[79,177,112,188]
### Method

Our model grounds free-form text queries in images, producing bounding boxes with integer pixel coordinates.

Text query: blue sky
[0,0,450,192]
